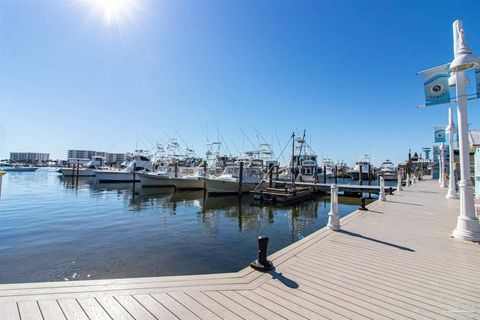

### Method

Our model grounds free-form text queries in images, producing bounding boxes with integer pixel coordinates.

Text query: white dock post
[446,107,459,199]
[327,184,340,231]
[439,143,447,188]
[379,176,386,201]
[449,20,480,242]
[406,173,410,186]
[397,174,403,191]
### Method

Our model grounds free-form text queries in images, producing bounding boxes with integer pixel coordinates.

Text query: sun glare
[86,0,138,26]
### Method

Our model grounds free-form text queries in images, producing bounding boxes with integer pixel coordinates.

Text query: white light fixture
[448,72,470,87]
[449,19,480,242]
[449,22,479,73]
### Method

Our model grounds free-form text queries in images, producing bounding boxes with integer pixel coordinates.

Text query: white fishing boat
[321,158,335,178]
[170,174,205,190]
[378,160,397,181]
[137,165,175,188]
[59,156,106,177]
[0,163,38,172]
[204,165,266,194]
[350,154,371,181]
[95,155,152,183]
[0,166,38,172]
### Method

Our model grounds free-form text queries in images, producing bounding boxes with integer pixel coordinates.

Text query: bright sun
[86,0,137,26]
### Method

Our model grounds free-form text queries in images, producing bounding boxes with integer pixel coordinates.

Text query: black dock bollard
[238,161,244,195]
[359,197,368,211]
[389,187,393,195]
[250,236,274,272]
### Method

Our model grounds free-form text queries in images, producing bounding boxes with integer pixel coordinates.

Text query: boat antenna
[239,128,257,150]
[275,130,286,164]
[216,123,232,156]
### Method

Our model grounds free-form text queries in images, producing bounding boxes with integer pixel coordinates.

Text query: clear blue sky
[1,0,480,166]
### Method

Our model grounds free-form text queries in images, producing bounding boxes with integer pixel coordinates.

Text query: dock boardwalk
[1,179,480,319]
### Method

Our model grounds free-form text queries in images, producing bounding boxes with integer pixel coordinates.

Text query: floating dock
[252,187,313,205]
[277,181,397,194]
[1,178,479,319]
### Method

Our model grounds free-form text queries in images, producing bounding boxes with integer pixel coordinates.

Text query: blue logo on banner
[421,65,451,106]
[434,128,446,143]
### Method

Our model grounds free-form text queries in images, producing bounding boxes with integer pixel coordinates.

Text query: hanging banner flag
[434,126,446,143]
[419,64,450,106]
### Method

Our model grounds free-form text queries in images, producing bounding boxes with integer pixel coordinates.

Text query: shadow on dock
[339,230,415,252]
[387,200,423,207]
[268,268,299,288]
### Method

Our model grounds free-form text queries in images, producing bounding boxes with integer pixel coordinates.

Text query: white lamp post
[450,20,480,242]
[439,143,447,188]
[446,107,459,199]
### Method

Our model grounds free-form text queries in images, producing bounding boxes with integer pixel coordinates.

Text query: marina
[2,1,480,319]
[1,178,479,319]
[0,169,364,284]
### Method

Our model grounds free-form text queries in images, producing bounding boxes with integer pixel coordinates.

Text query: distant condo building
[10,152,50,162]
[67,150,126,164]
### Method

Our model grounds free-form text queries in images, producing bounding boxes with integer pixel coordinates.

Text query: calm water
[0,169,372,284]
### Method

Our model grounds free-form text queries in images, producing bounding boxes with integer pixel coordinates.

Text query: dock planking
[1,179,479,319]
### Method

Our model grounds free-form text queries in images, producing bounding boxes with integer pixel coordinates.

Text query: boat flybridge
[138,140,205,189]
[60,156,106,177]
[278,135,319,183]
[378,160,398,181]
[350,154,372,181]
[321,158,335,178]
[94,154,153,183]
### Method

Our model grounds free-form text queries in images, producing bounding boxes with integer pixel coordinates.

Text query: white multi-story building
[67,150,126,164]
[10,152,50,162]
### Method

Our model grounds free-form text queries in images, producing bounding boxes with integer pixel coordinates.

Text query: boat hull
[60,168,96,177]
[95,170,139,183]
[350,172,370,181]
[1,167,38,172]
[137,173,175,188]
[205,178,265,194]
[170,177,204,190]
[380,173,398,181]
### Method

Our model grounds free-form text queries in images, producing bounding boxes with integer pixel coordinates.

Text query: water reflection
[0,169,363,283]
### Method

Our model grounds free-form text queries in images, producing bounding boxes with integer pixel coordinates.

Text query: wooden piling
[334,165,338,184]
[359,164,363,185]
[132,163,137,198]
[268,163,273,188]
[75,160,80,187]
[238,161,244,195]
[323,165,327,183]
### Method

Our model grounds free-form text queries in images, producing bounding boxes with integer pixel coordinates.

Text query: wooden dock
[1,178,480,319]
